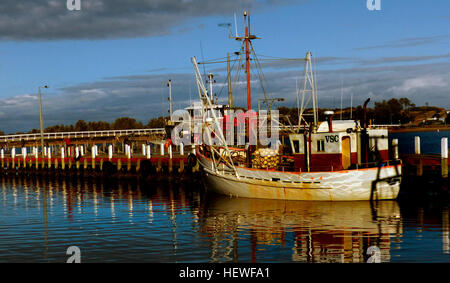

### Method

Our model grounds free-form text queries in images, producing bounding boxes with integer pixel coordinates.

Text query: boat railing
[272,159,402,173]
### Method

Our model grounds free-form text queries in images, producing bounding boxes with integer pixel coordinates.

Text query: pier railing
[0,128,166,142]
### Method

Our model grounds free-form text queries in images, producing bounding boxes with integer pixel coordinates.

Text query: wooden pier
[0,154,198,179]
[398,137,449,180]
[0,128,199,180]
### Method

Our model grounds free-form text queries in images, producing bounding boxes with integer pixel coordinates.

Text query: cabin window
[317,140,325,152]
[293,140,300,154]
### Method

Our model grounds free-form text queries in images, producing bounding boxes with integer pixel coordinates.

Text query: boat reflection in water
[0,175,448,262]
[200,196,403,263]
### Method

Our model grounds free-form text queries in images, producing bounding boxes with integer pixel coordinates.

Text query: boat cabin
[289,120,389,172]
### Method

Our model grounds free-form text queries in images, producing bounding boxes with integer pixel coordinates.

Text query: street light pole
[38,85,49,157]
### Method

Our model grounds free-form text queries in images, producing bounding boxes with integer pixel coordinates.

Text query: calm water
[390,130,450,155]
[0,175,448,263]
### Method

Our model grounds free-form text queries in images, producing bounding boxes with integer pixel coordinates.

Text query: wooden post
[157,158,162,173]
[414,136,421,155]
[48,147,52,169]
[22,148,26,168]
[61,147,65,170]
[117,159,122,171]
[392,139,399,159]
[146,145,151,159]
[417,158,423,177]
[127,145,131,159]
[169,158,173,173]
[180,143,184,156]
[415,136,422,176]
[92,146,96,170]
[178,159,184,173]
[442,137,448,179]
[108,145,113,160]
[160,144,164,156]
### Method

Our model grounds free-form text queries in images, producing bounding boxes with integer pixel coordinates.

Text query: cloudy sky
[0,0,449,133]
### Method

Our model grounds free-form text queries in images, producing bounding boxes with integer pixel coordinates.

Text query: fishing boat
[187,11,402,201]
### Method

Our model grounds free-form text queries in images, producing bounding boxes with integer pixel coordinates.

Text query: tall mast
[350,92,353,119]
[340,79,343,120]
[227,52,233,107]
[167,79,173,120]
[244,11,251,111]
[207,73,214,102]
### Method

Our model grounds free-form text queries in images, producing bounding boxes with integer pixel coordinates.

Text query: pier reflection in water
[0,176,448,263]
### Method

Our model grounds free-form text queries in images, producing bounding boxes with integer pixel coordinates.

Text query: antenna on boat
[207,73,215,101]
[229,11,259,110]
[340,78,343,120]
[244,11,251,110]
[218,23,232,38]
[298,51,318,132]
[350,92,353,120]
[167,79,173,120]
[227,52,234,107]
[200,41,207,82]
[234,13,239,37]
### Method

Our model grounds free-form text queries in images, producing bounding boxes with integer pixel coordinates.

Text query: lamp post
[38,85,49,157]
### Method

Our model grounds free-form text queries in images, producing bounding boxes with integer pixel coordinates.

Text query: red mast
[244,11,251,111]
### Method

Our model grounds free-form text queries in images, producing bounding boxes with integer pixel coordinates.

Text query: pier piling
[442,138,448,179]
[392,139,399,159]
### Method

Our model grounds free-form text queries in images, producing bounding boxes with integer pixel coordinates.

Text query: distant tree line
[279,97,447,125]
[4,116,169,135]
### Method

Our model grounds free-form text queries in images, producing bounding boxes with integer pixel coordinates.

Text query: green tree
[87,121,110,131]
[147,116,167,128]
[373,98,411,124]
[111,117,143,130]
[75,120,88,131]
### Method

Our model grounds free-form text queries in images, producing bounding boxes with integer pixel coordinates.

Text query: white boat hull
[198,155,401,201]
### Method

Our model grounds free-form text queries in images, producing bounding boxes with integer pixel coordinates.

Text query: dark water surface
[390,130,450,155]
[0,175,448,263]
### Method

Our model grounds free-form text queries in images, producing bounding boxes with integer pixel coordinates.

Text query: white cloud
[389,76,447,93]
